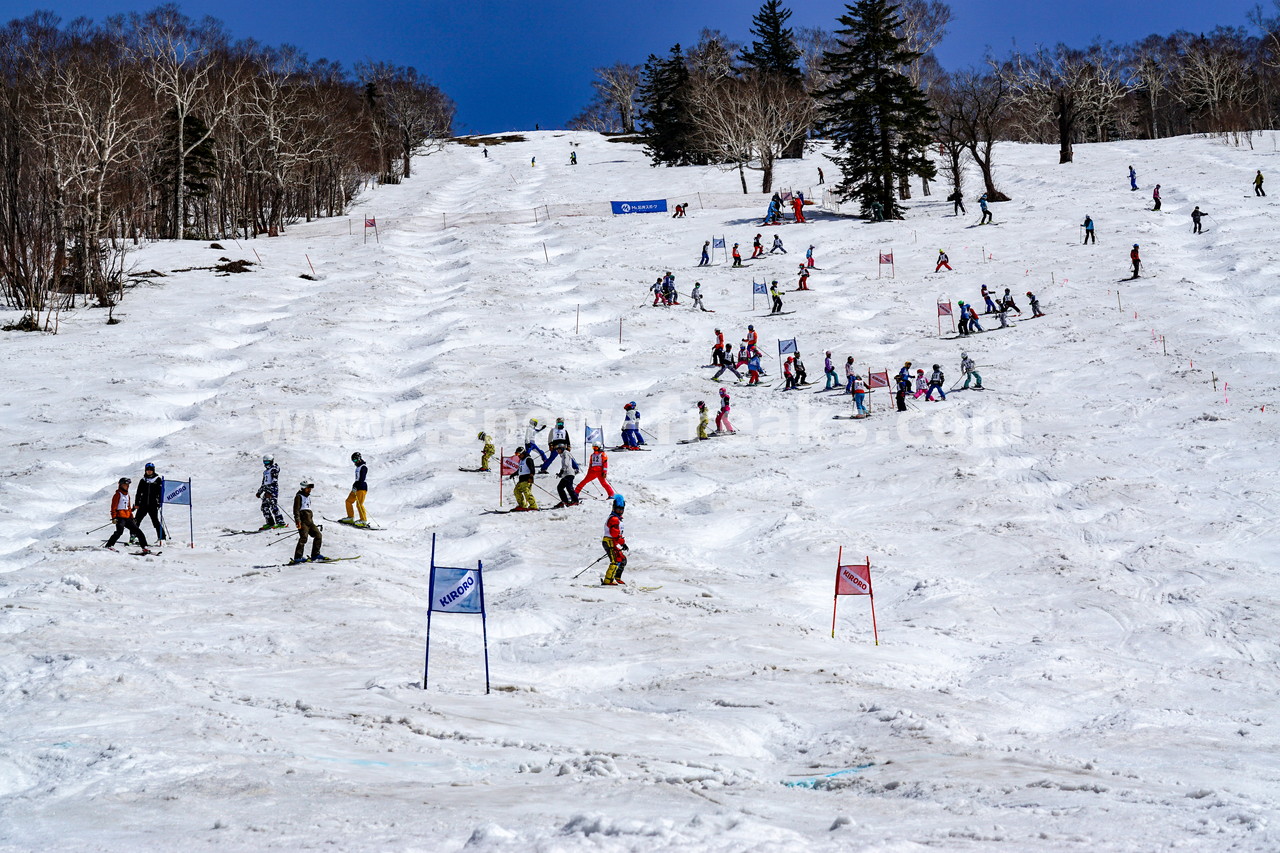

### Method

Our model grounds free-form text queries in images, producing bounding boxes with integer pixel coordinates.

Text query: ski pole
[270,527,302,545]
[640,427,660,441]
[85,521,113,535]
[572,553,608,579]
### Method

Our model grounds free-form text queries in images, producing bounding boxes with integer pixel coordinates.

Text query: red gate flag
[937,301,952,316]
[832,548,878,643]
[878,252,893,264]
[365,218,377,228]
[500,453,520,476]
[868,370,890,389]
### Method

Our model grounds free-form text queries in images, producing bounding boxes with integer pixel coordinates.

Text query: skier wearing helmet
[290,479,326,564]
[105,477,150,553]
[601,495,629,585]
[576,444,614,498]
[477,432,495,472]
[341,452,369,527]
[621,402,643,449]
[256,454,286,530]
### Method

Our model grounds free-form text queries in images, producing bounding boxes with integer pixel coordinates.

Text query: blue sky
[6,0,1270,133]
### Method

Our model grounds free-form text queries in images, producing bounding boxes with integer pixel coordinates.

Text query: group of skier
[102,462,167,554]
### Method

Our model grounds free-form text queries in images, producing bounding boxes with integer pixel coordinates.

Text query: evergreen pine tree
[739,1,803,86]
[637,45,701,166]
[817,0,937,220]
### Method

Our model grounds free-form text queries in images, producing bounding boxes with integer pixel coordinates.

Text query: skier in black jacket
[133,462,167,542]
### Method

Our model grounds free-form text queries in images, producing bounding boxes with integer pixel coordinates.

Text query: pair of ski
[254,556,361,569]
[103,547,161,556]
[323,517,383,531]
[587,581,662,591]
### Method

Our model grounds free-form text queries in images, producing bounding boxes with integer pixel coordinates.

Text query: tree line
[0,5,453,330]
[572,0,1280,211]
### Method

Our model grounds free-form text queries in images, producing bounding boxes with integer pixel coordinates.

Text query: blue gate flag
[162,479,191,505]
[585,424,603,447]
[431,567,484,614]
[712,237,726,249]
[778,338,798,355]
[610,199,668,215]
[753,281,768,295]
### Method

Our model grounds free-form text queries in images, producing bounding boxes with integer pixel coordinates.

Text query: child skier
[747,351,762,385]
[732,243,743,267]
[524,417,549,464]
[912,368,928,399]
[1255,170,1265,197]
[1191,206,1206,234]
[1129,165,1137,191]
[852,374,868,417]
[510,448,539,511]
[981,285,997,314]
[692,281,710,311]
[576,444,614,498]
[1130,244,1141,278]
[805,245,817,268]
[1001,288,1022,315]
[715,387,734,433]
[935,250,952,272]
[823,351,839,390]
[601,495,628,585]
[1082,214,1096,244]
[1026,291,1044,318]
[960,352,983,390]
[793,352,808,385]
[696,401,710,440]
[783,356,797,390]
[477,432,495,472]
[770,281,784,314]
[978,193,992,224]
[699,241,710,266]
[926,364,947,401]
[134,462,167,543]
[796,265,810,290]
[540,417,571,473]
[751,234,764,259]
[342,451,369,527]
[105,477,150,553]
[621,402,643,449]
[552,447,580,508]
[290,479,325,564]
[770,234,786,254]
[256,454,286,529]
[1152,184,1161,211]
[844,356,857,394]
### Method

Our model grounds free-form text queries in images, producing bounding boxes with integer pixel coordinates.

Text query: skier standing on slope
[732,243,743,267]
[1082,214,1096,244]
[743,324,758,351]
[552,447,581,508]
[601,495,628,585]
[792,194,806,222]
[477,432,495,472]
[1129,165,1137,191]
[1191,206,1206,234]
[290,479,325,564]
[852,374,868,416]
[961,352,983,390]
[981,285,997,314]
[796,265,811,290]
[716,387,735,433]
[770,281,784,314]
[1130,244,1142,278]
[948,189,965,215]
[256,455,286,529]
[712,344,742,382]
[510,448,539,511]
[794,352,809,385]
[576,444,614,498]
[540,417,570,473]
[696,401,710,440]
[1001,288,1022,315]
[699,241,710,266]
[342,452,369,527]
[844,356,857,394]
[1152,184,1162,211]
[1255,170,1265,197]
[650,277,664,307]
[926,364,947,401]
[895,363,911,412]
[134,462,167,543]
[911,368,927,399]
[692,282,710,312]
[783,355,797,390]
[957,302,971,336]
[978,193,993,224]
[806,245,817,268]
[621,402,644,449]
[1026,290,1044,318]
[747,351,762,385]
[935,249,952,272]
[751,234,764,259]
[966,302,985,333]
[711,328,725,366]
[524,418,549,464]
[770,234,786,254]
[823,351,840,390]
[105,477,150,553]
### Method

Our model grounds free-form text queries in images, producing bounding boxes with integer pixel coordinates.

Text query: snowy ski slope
[1,130,1278,851]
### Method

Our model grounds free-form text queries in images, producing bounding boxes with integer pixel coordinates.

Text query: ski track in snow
[1,131,1279,851]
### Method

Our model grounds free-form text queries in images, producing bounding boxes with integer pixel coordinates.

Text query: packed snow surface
[2,131,1279,851]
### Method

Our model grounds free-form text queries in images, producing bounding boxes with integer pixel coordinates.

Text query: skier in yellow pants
[342,451,368,527]
[478,431,495,472]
